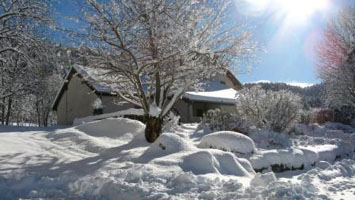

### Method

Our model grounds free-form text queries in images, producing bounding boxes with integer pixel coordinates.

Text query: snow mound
[316,161,331,169]
[250,172,276,188]
[75,118,145,139]
[199,131,256,154]
[138,133,194,162]
[69,164,245,200]
[180,150,255,177]
[48,118,146,154]
[300,145,338,162]
[323,122,355,133]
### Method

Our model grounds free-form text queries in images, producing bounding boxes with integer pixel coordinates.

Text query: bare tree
[0,0,50,62]
[79,0,257,142]
[0,0,51,100]
[0,0,62,126]
[317,5,355,109]
[325,50,355,108]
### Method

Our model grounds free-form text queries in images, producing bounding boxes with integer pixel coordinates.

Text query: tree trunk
[145,116,163,143]
[0,101,4,125]
[35,101,41,127]
[5,98,12,125]
[43,109,49,127]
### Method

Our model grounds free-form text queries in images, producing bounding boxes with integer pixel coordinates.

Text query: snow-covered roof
[183,88,238,104]
[73,65,115,94]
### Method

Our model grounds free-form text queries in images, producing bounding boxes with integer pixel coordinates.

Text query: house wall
[56,75,136,125]
[174,100,192,123]
[174,99,237,123]
[100,96,134,113]
[212,73,238,89]
[57,75,98,125]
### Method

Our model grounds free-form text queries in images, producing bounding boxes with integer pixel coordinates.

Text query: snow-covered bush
[334,106,355,125]
[299,110,312,124]
[199,131,256,154]
[92,98,103,115]
[92,98,103,110]
[162,112,180,132]
[200,109,249,134]
[236,86,302,133]
[248,130,291,149]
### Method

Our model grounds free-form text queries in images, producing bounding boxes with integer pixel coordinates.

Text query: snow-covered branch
[78,0,258,142]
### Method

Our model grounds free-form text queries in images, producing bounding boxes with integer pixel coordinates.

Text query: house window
[93,108,103,115]
[195,109,205,117]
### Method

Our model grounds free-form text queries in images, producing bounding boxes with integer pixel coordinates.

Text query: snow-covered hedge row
[249,148,319,172]
[199,131,256,154]
[249,142,353,173]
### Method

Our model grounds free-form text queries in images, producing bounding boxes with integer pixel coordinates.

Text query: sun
[240,0,330,26]
[280,0,330,23]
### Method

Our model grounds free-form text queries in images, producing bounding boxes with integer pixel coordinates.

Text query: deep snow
[0,120,355,199]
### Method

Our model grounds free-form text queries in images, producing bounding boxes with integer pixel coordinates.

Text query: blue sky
[54,0,348,85]
[233,0,349,84]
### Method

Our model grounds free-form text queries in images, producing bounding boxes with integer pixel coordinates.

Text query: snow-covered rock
[180,150,255,177]
[199,131,256,154]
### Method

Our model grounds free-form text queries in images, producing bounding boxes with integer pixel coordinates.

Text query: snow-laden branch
[78,0,257,141]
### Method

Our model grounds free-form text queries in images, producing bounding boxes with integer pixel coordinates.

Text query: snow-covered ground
[0,119,355,199]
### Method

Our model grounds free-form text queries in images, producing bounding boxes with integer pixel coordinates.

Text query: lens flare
[238,0,330,26]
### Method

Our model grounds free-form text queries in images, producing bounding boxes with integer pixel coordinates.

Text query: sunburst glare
[237,0,331,27]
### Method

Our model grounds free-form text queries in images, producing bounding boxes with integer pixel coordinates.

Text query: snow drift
[48,118,147,153]
[180,150,255,177]
[137,132,195,162]
[75,117,145,139]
